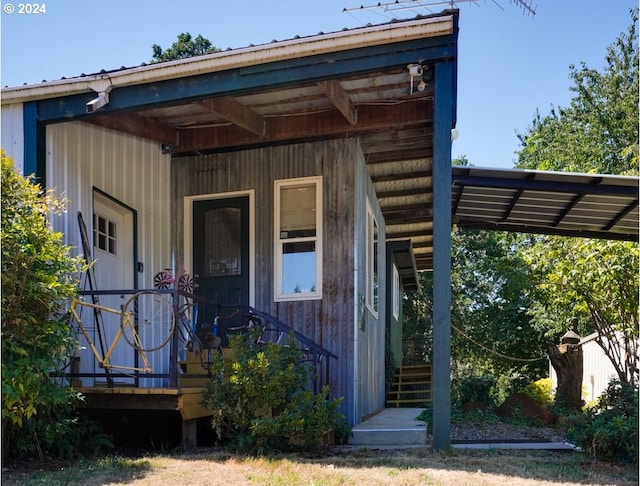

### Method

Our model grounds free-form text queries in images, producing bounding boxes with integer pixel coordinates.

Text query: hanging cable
[451,323,547,362]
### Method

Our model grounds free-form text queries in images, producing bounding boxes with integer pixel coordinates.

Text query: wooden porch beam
[317,80,357,125]
[85,113,178,146]
[198,97,265,136]
[365,147,433,164]
[175,99,432,153]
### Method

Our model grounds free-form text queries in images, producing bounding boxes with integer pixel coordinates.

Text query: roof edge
[1,13,455,105]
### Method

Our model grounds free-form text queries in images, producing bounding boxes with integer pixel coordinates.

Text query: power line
[451,322,547,362]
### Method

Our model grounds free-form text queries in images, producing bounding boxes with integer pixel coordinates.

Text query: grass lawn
[2,446,637,486]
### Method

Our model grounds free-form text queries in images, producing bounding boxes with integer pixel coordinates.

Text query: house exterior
[1,11,458,438]
[4,7,638,449]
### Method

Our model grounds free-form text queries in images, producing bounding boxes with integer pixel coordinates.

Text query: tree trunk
[548,343,583,410]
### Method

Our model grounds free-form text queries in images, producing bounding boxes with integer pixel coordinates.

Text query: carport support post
[431,59,454,450]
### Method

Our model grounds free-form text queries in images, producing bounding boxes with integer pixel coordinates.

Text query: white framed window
[366,201,379,316]
[93,212,117,255]
[274,176,323,301]
[392,263,400,320]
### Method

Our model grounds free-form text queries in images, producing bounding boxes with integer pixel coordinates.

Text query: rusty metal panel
[172,138,362,422]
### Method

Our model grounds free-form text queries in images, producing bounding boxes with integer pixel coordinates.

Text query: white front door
[92,192,135,384]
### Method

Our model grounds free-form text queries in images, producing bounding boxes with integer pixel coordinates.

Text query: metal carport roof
[450,166,638,247]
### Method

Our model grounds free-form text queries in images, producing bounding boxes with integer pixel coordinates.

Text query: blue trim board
[36,36,457,123]
[22,101,46,186]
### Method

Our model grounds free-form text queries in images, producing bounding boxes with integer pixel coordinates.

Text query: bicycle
[68,298,152,373]
[119,290,177,352]
[153,267,196,294]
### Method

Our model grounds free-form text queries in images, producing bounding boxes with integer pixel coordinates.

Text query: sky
[1,0,636,168]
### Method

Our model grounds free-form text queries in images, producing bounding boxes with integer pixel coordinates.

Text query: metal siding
[1,103,24,172]
[172,139,360,423]
[582,340,619,403]
[355,147,387,422]
[46,121,172,387]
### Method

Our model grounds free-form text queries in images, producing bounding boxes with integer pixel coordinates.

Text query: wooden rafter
[198,97,265,136]
[175,99,432,154]
[317,80,357,125]
[85,113,178,146]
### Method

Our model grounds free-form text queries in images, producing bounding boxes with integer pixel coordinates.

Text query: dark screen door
[193,196,249,345]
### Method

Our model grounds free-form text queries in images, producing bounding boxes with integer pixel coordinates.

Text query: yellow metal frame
[69,298,152,374]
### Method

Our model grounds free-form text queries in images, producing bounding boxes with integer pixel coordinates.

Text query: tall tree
[515,9,639,388]
[151,33,220,63]
[516,9,638,175]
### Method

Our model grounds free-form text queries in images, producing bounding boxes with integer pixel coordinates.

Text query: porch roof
[4,9,638,271]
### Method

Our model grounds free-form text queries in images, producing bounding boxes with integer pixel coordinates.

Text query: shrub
[522,378,554,406]
[452,376,496,407]
[567,380,638,463]
[1,152,88,459]
[201,331,349,451]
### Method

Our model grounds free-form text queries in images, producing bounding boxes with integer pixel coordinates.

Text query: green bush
[452,376,496,407]
[522,378,554,406]
[567,380,638,463]
[201,331,349,451]
[1,152,89,459]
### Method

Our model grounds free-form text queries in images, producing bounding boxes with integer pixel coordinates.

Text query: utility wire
[451,323,547,362]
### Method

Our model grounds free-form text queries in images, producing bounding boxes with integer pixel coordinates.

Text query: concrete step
[348,408,428,446]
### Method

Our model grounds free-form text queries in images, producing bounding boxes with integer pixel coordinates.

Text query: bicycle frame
[69,298,152,374]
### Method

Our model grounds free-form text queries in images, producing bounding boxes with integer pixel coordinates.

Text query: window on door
[94,213,117,255]
[274,176,323,301]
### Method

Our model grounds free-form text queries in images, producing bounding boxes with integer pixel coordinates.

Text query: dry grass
[2,446,637,486]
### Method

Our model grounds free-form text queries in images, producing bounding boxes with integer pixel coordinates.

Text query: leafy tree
[404,228,547,394]
[517,9,638,175]
[515,9,639,388]
[151,32,220,62]
[524,238,638,387]
[1,152,85,458]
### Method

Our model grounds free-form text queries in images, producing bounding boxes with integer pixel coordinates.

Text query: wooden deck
[77,386,212,448]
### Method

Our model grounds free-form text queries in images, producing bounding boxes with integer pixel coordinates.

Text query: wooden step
[387,364,433,407]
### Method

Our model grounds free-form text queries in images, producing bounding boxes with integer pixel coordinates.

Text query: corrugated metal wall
[581,339,618,403]
[47,121,172,387]
[354,153,387,422]
[1,103,25,173]
[172,139,382,424]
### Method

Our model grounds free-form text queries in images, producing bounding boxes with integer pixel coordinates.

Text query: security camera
[86,93,109,113]
[407,64,423,77]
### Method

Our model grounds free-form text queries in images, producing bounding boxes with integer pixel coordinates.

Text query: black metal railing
[59,288,337,393]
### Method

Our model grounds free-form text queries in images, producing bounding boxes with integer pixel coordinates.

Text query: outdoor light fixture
[86,92,109,113]
[85,79,113,113]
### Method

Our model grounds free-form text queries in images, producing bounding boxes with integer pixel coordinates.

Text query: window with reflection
[275,177,322,300]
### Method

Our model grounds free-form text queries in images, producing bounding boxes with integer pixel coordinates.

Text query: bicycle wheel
[175,303,201,354]
[153,270,172,289]
[177,273,194,293]
[121,291,176,352]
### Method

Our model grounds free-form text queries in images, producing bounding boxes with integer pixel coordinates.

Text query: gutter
[1,14,454,105]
